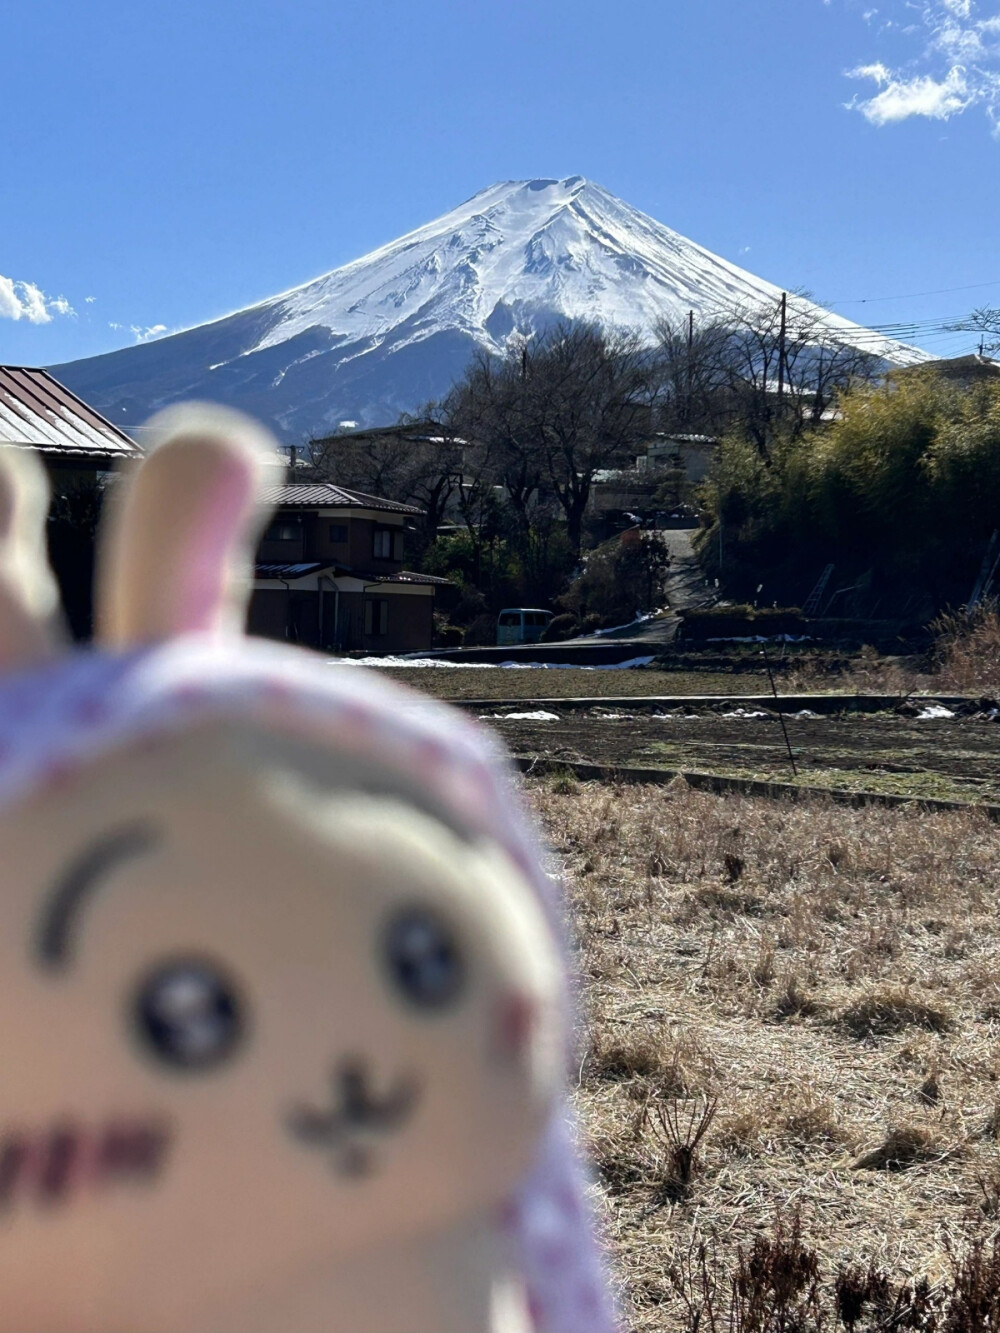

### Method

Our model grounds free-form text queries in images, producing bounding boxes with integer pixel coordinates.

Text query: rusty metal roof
[260,483,422,515]
[0,366,140,460]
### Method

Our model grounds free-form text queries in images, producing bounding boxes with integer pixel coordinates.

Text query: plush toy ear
[96,403,278,647]
[0,446,61,671]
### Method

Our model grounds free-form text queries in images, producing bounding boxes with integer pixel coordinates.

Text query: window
[364,598,389,636]
[373,529,392,559]
[373,528,403,560]
[328,524,348,544]
[264,520,299,542]
[498,612,521,627]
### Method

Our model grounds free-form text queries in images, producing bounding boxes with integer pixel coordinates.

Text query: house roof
[373,570,455,587]
[254,560,452,587]
[0,366,140,460]
[260,483,422,515]
[255,562,328,580]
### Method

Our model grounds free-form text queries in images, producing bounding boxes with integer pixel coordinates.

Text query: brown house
[0,365,141,477]
[249,483,450,655]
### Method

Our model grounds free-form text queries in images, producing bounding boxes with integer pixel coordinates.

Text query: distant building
[249,483,451,655]
[889,353,1000,388]
[588,433,718,538]
[0,365,141,480]
[641,433,718,483]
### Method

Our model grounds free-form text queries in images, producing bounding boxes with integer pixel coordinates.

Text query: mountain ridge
[52,177,926,442]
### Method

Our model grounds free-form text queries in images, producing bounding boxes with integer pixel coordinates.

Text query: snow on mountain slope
[52,177,926,442]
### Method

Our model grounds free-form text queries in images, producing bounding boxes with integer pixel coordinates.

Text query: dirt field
[526,777,1000,1330]
[374,666,772,700]
[490,708,1000,803]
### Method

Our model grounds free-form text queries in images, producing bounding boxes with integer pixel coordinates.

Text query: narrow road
[582,526,712,646]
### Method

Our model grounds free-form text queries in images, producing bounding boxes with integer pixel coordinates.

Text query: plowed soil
[485,708,1000,802]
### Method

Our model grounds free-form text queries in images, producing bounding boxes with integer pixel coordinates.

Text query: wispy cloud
[0,274,76,324]
[129,323,168,343]
[845,0,1000,134]
[108,320,168,342]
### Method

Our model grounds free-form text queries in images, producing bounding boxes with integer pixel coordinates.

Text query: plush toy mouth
[0,1117,171,1208]
[287,1058,419,1179]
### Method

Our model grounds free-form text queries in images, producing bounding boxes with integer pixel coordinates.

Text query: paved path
[579,526,712,646]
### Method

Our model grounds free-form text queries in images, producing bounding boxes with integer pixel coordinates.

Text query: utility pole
[777,291,787,411]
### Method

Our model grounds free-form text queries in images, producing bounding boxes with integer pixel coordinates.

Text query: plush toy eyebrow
[36,825,160,970]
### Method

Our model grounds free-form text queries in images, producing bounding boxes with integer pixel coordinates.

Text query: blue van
[496,608,553,646]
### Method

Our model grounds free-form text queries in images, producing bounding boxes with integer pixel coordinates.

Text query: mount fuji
[52,177,926,443]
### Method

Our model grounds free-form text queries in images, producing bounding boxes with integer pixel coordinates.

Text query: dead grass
[838,989,953,1039]
[375,665,769,700]
[525,775,1000,1329]
[934,604,1000,695]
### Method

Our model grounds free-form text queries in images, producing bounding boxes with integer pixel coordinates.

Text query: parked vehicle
[496,608,553,646]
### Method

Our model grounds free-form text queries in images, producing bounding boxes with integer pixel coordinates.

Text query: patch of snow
[591,609,662,636]
[703,635,814,644]
[335,655,657,669]
[720,709,770,719]
[486,711,562,722]
[916,704,955,720]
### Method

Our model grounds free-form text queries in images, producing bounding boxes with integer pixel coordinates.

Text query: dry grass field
[375,666,771,700]
[525,777,1000,1331]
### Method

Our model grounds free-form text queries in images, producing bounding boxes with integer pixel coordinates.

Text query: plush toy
[0,406,617,1333]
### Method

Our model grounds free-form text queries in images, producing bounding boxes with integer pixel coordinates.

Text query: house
[641,433,718,483]
[889,353,1000,388]
[0,365,141,480]
[588,433,718,538]
[249,483,452,655]
[0,366,142,639]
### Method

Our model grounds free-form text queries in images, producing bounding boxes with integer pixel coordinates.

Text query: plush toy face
[0,719,562,1330]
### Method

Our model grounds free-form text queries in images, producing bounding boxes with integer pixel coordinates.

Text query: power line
[829,279,1000,306]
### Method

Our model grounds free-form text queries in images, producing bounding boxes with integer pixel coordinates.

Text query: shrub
[461,614,496,647]
[541,612,580,642]
[561,530,670,621]
[678,605,805,642]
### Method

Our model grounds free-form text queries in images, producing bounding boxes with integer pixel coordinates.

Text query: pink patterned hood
[0,634,618,1333]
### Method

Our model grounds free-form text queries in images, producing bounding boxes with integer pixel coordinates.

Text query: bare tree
[445,323,656,553]
[306,419,463,558]
[710,295,879,457]
[652,298,879,459]
[960,307,1000,354]
[651,314,733,435]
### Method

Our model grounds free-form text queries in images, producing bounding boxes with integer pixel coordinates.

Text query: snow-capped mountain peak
[53,177,925,441]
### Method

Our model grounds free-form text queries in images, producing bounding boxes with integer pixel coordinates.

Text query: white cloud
[130,324,167,342]
[848,62,974,121]
[845,0,1000,132]
[0,274,75,323]
[84,295,96,304]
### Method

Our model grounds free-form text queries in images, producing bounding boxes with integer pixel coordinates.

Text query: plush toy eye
[134,958,245,1070]
[383,908,464,1010]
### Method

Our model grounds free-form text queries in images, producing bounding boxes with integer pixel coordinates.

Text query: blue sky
[3,0,999,367]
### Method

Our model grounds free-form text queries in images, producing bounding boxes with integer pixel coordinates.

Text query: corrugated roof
[255,562,329,580]
[373,570,456,587]
[260,483,422,515]
[254,562,452,588]
[0,366,140,459]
